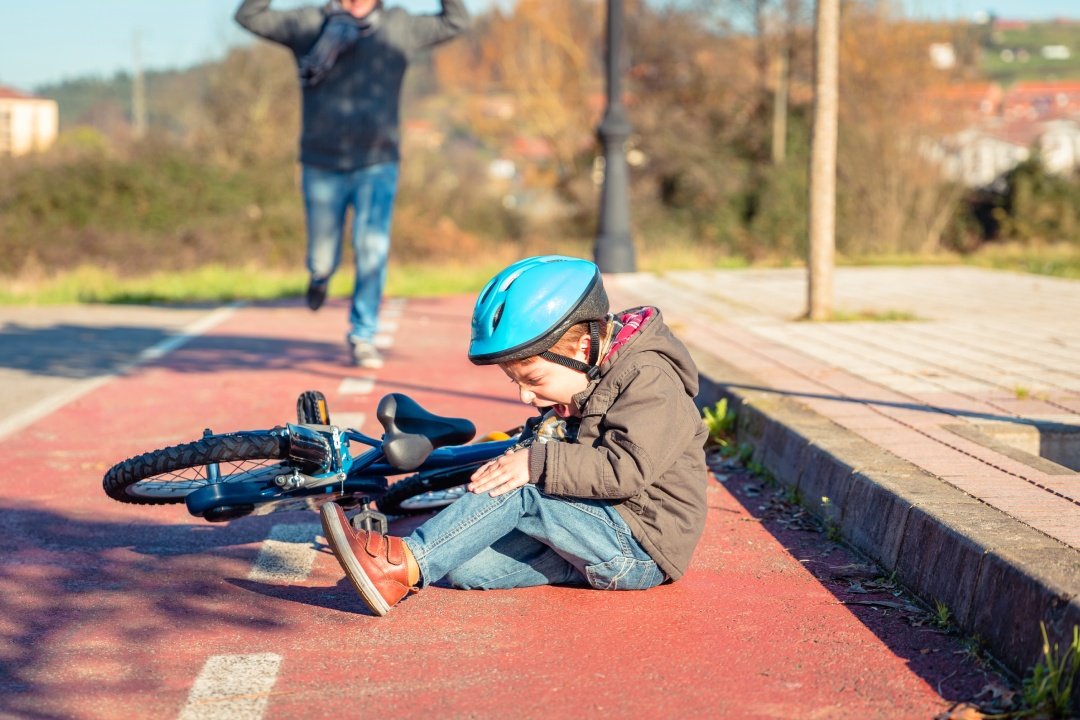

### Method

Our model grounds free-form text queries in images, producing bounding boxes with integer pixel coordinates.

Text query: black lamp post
[593,0,636,273]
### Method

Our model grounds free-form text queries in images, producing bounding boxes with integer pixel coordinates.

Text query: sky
[0,0,1078,91]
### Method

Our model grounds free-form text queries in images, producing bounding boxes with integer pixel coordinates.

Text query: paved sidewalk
[609,265,1080,681]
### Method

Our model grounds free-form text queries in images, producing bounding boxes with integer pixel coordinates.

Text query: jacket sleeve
[531,364,698,500]
[402,0,470,54]
[235,0,310,48]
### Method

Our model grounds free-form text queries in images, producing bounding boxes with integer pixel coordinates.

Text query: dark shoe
[320,501,414,616]
[306,278,328,311]
[349,339,384,369]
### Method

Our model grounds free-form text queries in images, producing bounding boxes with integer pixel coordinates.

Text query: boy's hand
[468,449,531,497]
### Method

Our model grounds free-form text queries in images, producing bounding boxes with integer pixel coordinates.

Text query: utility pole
[593,0,636,273]
[133,31,147,140]
[807,0,838,320]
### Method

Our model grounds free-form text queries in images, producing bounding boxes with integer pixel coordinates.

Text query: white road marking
[373,333,394,350]
[0,305,240,442]
[377,319,399,333]
[380,298,406,319]
[177,653,283,720]
[247,523,322,583]
[338,377,376,395]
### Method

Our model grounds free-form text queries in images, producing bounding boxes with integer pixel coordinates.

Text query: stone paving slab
[609,266,1080,686]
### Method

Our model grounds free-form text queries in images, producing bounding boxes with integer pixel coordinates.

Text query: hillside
[980,19,1080,84]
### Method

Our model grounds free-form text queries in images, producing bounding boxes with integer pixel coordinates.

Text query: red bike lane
[0,295,999,719]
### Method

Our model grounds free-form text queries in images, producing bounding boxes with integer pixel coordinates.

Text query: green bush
[994,159,1080,245]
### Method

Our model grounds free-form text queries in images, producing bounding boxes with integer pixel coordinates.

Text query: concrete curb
[691,344,1080,687]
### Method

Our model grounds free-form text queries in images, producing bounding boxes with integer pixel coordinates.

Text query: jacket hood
[596,306,695,399]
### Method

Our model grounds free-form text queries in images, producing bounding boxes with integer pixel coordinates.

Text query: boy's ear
[577,332,591,360]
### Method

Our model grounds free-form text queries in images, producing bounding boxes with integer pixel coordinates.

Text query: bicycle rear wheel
[103,432,288,505]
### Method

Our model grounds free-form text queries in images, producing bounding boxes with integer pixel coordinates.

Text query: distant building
[0,86,58,156]
[929,42,957,70]
[992,18,1029,31]
[927,118,1080,187]
[928,124,1030,187]
[1038,119,1080,174]
[1002,81,1080,120]
[919,83,1003,127]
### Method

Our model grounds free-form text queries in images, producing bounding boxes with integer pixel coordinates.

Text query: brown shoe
[320,501,414,616]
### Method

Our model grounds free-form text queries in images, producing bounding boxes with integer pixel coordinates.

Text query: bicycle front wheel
[377,465,479,516]
[103,432,288,505]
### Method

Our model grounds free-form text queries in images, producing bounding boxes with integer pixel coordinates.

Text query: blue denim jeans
[302,162,399,344]
[402,484,666,591]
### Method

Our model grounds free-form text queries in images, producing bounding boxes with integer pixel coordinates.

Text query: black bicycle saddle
[377,393,477,470]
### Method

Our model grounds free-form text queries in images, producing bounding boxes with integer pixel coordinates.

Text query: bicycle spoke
[128,458,284,498]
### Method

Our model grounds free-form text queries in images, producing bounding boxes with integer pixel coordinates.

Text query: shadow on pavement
[714,469,1004,707]
[0,324,176,379]
[0,504,303,718]
[0,323,523,407]
[724,382,1043,426]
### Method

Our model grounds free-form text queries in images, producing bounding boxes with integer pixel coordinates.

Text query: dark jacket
[527,307,709,581]
[235,0,469,171]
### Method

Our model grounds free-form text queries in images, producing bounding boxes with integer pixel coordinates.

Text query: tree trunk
[771,43,789,166]
[807,0,839,321]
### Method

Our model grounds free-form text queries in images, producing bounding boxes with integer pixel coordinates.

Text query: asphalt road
[0,296,1009,719]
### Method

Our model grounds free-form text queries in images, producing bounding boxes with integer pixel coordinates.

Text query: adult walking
[235,0,469,368]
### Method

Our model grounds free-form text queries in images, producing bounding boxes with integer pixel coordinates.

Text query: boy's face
[501,355,590,418]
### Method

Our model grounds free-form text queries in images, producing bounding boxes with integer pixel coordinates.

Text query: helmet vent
[477,279,496,305]
[491,303,504,332]
[499,269,526,292]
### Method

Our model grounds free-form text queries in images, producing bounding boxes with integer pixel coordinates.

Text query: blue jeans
[302,162,399,344]
[403,484,666,591]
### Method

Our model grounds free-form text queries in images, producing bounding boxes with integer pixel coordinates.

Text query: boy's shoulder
[603,305,699,396]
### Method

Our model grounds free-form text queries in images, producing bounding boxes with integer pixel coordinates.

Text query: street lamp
[593,0,636,273]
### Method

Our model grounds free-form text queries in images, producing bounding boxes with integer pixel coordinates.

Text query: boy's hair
[502,320,610,369]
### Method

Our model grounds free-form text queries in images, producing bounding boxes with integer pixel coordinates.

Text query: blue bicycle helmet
[469,255,609,378]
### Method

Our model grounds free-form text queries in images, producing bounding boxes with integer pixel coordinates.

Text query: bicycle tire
[103,432,289,505]
[377,465,479,516]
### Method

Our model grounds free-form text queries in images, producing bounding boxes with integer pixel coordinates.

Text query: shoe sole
[320,504,392,616]
[354,358,384,369]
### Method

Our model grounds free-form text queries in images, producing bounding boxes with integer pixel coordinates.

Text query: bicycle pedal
[349,496,389,536]
[297,390,331,425]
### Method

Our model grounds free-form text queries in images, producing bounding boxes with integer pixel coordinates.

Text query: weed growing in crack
[933,599,952,630]
[821,496,842,541]
[1016,623,1079,718]
[702,399,737,450]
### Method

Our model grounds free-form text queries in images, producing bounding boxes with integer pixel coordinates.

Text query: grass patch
[0,261,507,306]
[824,309,921,322]
[966,242,1080,280]
[2,242,1078,307]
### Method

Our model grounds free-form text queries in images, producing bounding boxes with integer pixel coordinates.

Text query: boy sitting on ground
[320,255,709,615]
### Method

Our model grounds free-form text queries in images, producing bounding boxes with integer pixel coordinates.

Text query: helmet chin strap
[539,321,602,381]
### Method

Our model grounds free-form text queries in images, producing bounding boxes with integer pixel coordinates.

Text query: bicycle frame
[183,425,517,519]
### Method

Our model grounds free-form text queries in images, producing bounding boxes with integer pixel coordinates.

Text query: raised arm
[234,0,313,49]
[403,0,471,54]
